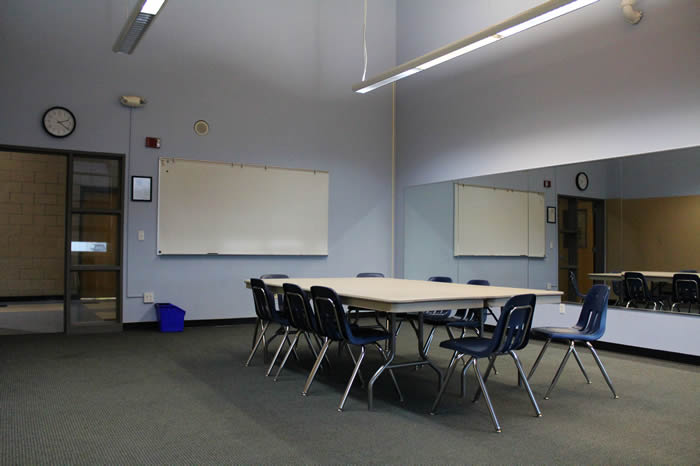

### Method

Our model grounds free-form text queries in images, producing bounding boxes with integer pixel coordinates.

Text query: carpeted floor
[1,323,698,464]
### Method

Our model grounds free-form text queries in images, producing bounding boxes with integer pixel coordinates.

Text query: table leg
[416,312,443,391]
[368,313,396,410]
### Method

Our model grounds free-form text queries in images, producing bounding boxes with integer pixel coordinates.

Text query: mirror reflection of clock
[576,171,589,191]
[43,106,76,138]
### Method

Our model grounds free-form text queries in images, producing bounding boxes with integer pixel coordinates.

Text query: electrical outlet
[559,303,566,314]
[138,230,145,241]
[144,292,154,304]
[550,241,554,249]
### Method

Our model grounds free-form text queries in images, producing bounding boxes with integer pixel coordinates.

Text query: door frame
[0,145,125,334]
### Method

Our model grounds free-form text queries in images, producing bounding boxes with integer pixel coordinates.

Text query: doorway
[558,195,605,302]
[0,146,124,334]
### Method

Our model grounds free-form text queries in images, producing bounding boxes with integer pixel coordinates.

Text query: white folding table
[247,277,562,409]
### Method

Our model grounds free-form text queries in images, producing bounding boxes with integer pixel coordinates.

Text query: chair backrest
[460,279,490,320]
[310,286,350,341]
[672,273,700,304]
[426,276,453,319]
[623,272,651,301]
[356,272,384,278]
[489,294,536,354]
[569,270,585,298]
[283,283,317,332]
[259,274,289,314]
[250,278,277,322]
[573,284,609,339]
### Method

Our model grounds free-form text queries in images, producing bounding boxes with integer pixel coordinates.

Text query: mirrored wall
[403,146,700,314]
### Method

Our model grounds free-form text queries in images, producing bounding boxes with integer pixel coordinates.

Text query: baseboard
[124,317,256,331]
[483,324,700,365]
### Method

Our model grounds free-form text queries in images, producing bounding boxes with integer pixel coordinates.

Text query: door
[66,155,123,333]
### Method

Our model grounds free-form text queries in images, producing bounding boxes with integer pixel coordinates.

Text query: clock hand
[57,120,70,130]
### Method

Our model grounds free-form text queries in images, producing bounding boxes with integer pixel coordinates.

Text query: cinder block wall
[0,151,66,297]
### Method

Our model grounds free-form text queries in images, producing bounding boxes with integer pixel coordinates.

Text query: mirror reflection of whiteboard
[131,176,152,202]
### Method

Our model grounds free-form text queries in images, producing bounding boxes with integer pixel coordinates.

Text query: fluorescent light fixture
[113,0,168,54]
[352,0,598,93]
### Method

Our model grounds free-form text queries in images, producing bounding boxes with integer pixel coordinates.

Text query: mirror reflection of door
[558,196,604,302]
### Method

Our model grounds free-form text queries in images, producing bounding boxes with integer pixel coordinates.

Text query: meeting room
[1,0,698,463]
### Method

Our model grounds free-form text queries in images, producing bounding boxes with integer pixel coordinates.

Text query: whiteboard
[454,184,544,257]
[157,158,328,255]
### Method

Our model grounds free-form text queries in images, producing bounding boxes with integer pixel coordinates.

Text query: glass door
[66,155,123,333]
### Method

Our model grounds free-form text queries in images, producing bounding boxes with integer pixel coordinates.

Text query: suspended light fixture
[352,0,599,94]
[113,0,168,54]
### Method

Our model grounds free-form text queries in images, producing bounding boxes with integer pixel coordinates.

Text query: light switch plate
[138,230,145,241]
[144,292,154,304]
[559,303,566,314]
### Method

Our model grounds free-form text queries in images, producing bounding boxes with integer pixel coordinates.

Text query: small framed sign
[131,176,152,202]
[547,206,556,224]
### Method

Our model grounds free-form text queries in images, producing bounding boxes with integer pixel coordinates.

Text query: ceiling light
[352,0,598,94]
[113,0,168,54]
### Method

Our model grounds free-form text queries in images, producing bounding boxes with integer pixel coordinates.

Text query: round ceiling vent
[194,120,209,136]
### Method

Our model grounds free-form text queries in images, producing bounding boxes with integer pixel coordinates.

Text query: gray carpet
[1,323,698,464]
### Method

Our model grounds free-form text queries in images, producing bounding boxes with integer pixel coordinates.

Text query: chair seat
[531,326,600,341]
[439,336,492,358]
[346,326,391,345]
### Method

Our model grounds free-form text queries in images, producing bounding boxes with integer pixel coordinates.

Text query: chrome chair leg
[422,325,438,356]
[586,342,619,399]
[571,343,591,384]
[472,355,496,402]
[250,317,261,350]
[339,345,366,412]
[510,351,542,417]
[544,340,574,400]
[346,344,366,388]
[527,338,551,380]
[302,337,330,396]
[374,343,403,402]
[245,321,269,366]
[474,358,501,433]
[430,353,467,415]
[267,326,291,376]
[273,331,300,381]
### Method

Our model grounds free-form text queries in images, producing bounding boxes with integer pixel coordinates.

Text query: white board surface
[157,158,328,255]
[454,184,544,257]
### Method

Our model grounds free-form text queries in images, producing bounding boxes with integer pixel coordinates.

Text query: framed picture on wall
[547,206,556,224]
[131,176,152,202]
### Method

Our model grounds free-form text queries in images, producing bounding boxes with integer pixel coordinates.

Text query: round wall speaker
[194,120,209,136]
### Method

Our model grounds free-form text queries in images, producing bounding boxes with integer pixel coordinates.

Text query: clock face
[43,106,75,138]
[576,172,589,191]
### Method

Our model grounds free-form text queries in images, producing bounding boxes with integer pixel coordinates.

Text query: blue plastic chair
[423,279,491,356]
[304,285,403,411]
[430,294,541,433]
[245,278,297,374]
[671,273,700,313]
[348,273,387,328]
[271,283,330,381]
[569,270,586,301]
[528,284,618,400]
[249,274,289,357]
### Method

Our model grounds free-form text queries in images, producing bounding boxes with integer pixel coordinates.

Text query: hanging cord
[362,0,368,81]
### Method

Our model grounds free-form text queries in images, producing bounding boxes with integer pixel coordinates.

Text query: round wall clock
[575,171,589,191]
[42,106,76,138]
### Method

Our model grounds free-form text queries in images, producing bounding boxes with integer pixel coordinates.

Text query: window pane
[72,158,121,210]
[71,214,120,266]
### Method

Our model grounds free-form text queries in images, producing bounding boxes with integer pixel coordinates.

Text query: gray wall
[395,0,700,276]
[0,0,397,322]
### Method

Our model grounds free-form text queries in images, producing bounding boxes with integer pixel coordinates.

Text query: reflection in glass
[69,271,118,323]
[71,214,119,266]
[72,158,121,210]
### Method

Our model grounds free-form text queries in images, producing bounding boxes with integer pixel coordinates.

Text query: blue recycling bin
[154,303,186,332]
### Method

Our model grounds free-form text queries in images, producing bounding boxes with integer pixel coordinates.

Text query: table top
[245,277,562,313]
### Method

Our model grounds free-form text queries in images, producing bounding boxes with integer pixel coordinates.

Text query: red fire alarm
[145,137,161,149]
[543,180,552,188]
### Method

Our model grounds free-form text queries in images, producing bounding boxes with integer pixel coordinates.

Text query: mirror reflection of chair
[671,273,700,313]
[622,272,664,309]
[569,270,586,302]
[348,272,386,329]
[528,284,618,400]
[430,294,540,433]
